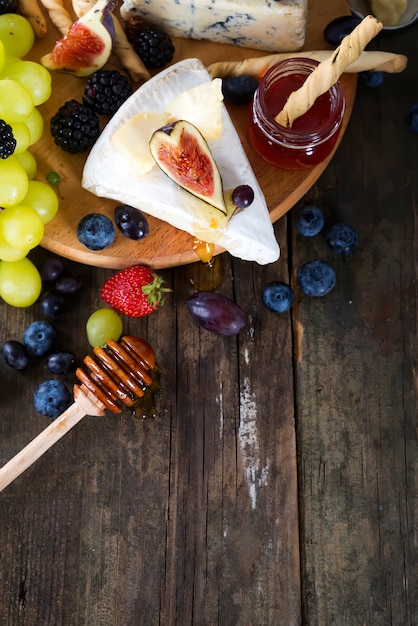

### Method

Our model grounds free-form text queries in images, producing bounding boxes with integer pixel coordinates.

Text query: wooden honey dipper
[0,335,155,492]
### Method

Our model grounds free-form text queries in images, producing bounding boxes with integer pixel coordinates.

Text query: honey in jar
[249,58,345,170]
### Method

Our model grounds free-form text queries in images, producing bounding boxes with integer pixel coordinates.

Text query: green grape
[0,14,35,58]
[86,308,123,347]
[0,79,34,123]
[14,150,37,179]
[0,40,4,72]
[46,171,61,186]
[22,106,43,145]
[0,256,42,307]
[0,204,44,250]
[0,236,29,261]
[0,59,51,106]
[21,180,59,224]
[0,156,29,208]
[9,121,30,154]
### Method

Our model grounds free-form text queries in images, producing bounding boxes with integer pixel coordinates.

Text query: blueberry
[40,291,66,317]
[46,351,76,375]
[222,75,259,105]
[294,204,324,236]
[33,380,72,418]
[360,71,384,88]
[262,282,294,313]
[298,260,336,297]
[1,340,29,370]
[325,223,358,255]
[323,15,362,46]
[23,320,57,356]
[408,104,418,133]
[114,205,149,240]
[77,214,115,250]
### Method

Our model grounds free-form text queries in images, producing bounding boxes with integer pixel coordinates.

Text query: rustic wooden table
[0,17,417,626]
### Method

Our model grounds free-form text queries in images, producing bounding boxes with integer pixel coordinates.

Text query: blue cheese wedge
[120,0,308,52]
[82,58,280,265]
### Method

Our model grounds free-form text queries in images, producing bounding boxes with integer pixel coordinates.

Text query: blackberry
[0,0,18,14]
[83,70,133,116]
[132,27,174,68]
[0,119,16,159]
[50,99,100,153]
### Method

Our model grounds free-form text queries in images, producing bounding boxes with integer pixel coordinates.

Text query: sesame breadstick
[19,0,49,37]
[276,15,383,127]
[207,50,407,80]
[38,0,73,35]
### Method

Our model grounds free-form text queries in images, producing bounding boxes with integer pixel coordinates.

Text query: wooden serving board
[31,0,356,269]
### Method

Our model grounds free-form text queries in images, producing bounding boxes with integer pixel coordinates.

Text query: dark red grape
[187,291,246,336]
[114,205,149,240]
[231,185,254,209]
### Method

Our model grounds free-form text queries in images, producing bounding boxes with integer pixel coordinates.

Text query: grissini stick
[207,50,407,80]
[0,336,155,493]
[275,15,383,127]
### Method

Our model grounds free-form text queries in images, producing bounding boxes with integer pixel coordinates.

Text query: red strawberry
[100,265,170,317]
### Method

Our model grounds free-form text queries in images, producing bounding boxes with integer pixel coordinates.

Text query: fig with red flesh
[149,119,227,215]
[41,0,117,77]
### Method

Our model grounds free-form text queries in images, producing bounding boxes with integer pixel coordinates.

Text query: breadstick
[276,15,383,127]
[18,0,48,37]
[72,0,151,83]
[207,50,407,80]
[111,17,151,83]
[39,0,73,35]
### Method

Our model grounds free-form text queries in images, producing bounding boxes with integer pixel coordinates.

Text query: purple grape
[1,340,29,370]
[40,291,66,317]
[231,185,255,209]
[114,204,149,240]
[55,275,81,296]
[41,256,64,282]
[46,351,76,375]
[187,291,246,336]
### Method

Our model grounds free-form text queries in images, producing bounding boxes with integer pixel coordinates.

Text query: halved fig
[149,119,227,214]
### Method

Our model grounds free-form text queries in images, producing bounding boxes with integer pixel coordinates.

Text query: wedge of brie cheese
[82,58,280,265]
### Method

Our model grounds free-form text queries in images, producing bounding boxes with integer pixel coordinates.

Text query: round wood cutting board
[30,0,356,269]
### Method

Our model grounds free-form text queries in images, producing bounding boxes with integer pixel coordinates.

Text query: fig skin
[149,119,227,214]
[41,0,117,77]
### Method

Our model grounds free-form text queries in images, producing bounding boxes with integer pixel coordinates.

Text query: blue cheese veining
[120,0,308,52]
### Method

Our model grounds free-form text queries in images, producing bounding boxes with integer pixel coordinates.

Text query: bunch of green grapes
[0,13,59,307]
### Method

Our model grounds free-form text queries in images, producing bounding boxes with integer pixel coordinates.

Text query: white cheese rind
[120,0,308,52]
[82,58,280,265]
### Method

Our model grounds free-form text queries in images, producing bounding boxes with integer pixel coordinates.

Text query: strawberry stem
[141,274,172,308]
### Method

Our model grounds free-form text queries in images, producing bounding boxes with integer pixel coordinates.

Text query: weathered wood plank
[292,25,418,626]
